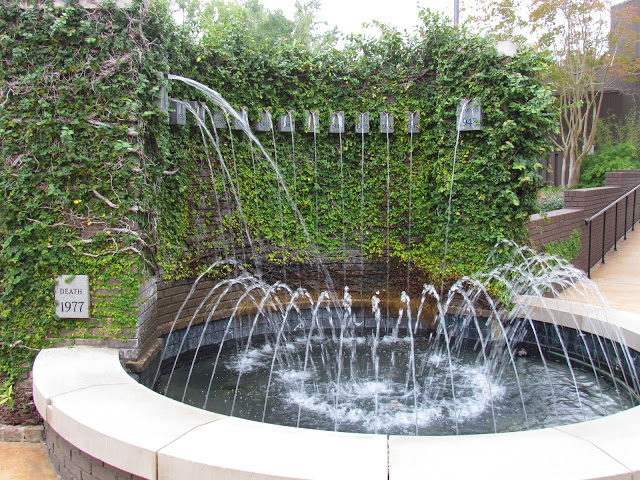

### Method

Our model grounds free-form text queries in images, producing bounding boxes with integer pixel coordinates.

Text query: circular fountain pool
[31,246,640,479]
[32,296,640,480]
[155,327,637,436]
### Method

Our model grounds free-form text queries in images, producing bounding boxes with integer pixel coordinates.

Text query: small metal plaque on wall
[407,112,420,134]
[278,112,295,132]
[456,99,482,131]
[188,101,205,124]
[233,109,249,130]
[55,275,90,319]
[380,112,394,133]
[329,111,345,134]
[169,99,186,125]
[255,111,272,132]
[213,111,226,129]
[305,110,319,133]
[355,112,369,134]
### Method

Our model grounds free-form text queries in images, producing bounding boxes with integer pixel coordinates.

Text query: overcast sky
[258,0,457,37]
[258,0,631,39]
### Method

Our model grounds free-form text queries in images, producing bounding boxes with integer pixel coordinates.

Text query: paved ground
[0,441,59,480]
[586,226,640,314]
[0,226,638,480]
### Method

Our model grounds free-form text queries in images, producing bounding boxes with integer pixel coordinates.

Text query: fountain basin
[33,297,640,480]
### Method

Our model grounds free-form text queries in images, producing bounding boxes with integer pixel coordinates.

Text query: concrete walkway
[0,441,59,480]
[0,226,638,480]
[587,226,640,314]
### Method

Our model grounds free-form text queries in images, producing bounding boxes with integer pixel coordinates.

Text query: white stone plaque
[55,275,90,319]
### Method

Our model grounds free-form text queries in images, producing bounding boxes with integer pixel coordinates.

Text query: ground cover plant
[0,1,183,386]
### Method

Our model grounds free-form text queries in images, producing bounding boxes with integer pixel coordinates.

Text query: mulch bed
[0,388,42,426]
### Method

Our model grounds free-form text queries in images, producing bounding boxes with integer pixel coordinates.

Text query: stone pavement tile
[0,442,59,480]
[594,282,640,313]
[589,227,640,315]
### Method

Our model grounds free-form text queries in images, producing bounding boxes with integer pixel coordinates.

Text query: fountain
[32,273,640,479]
[145,79,638,435]
[32,78,640,479]
[148,247,638,438]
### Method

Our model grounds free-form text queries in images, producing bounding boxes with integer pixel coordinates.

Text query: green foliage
[528,0,640,187]
[596,109,640,156]
[0,0,185,381]
[464,0,530,46]
[176,0,337,48]
[544,228,582,262]
[579,143,640,188]
[159,10,555,285]
[0,2,555,381]
[581,109,640,189]
[0,381,14,410]
[468,0,640,187]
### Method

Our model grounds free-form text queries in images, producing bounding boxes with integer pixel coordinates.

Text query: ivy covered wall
[0,1,184,382]
[0,1,555,383]
[159,12,557,286]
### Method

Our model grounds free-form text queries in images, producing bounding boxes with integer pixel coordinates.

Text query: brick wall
[120,274,158,362]
[529,170,640,273]
[125,276,259,374]
[45,424,146,480]
[123,253,427,373]
[0,424,43,442]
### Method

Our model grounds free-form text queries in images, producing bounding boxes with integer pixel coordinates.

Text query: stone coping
[33,298,640,480]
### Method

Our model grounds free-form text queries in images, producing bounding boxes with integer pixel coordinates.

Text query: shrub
[596,109,640,155]
[579,143,640,188]
[544,228,582,262]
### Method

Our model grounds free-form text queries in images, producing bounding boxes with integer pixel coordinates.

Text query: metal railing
[585,184,640,278]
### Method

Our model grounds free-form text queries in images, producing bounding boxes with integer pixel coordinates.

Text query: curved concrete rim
[33,297,640,480]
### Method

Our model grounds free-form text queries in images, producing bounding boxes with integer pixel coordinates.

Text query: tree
[467,0,640,187]
[293,0,340,47]
[171,0,338,48]
[464,0,529,46]
[531,0,639,187]
[172,0,204,30]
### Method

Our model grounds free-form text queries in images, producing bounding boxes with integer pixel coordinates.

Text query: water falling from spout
[441,99,469,296]
[407,127,414,291]
[167,75,330,282]
[338,120,347,284]
[384,112,391,320]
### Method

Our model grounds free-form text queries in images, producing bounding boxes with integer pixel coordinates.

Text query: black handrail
[585,183,640,278]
